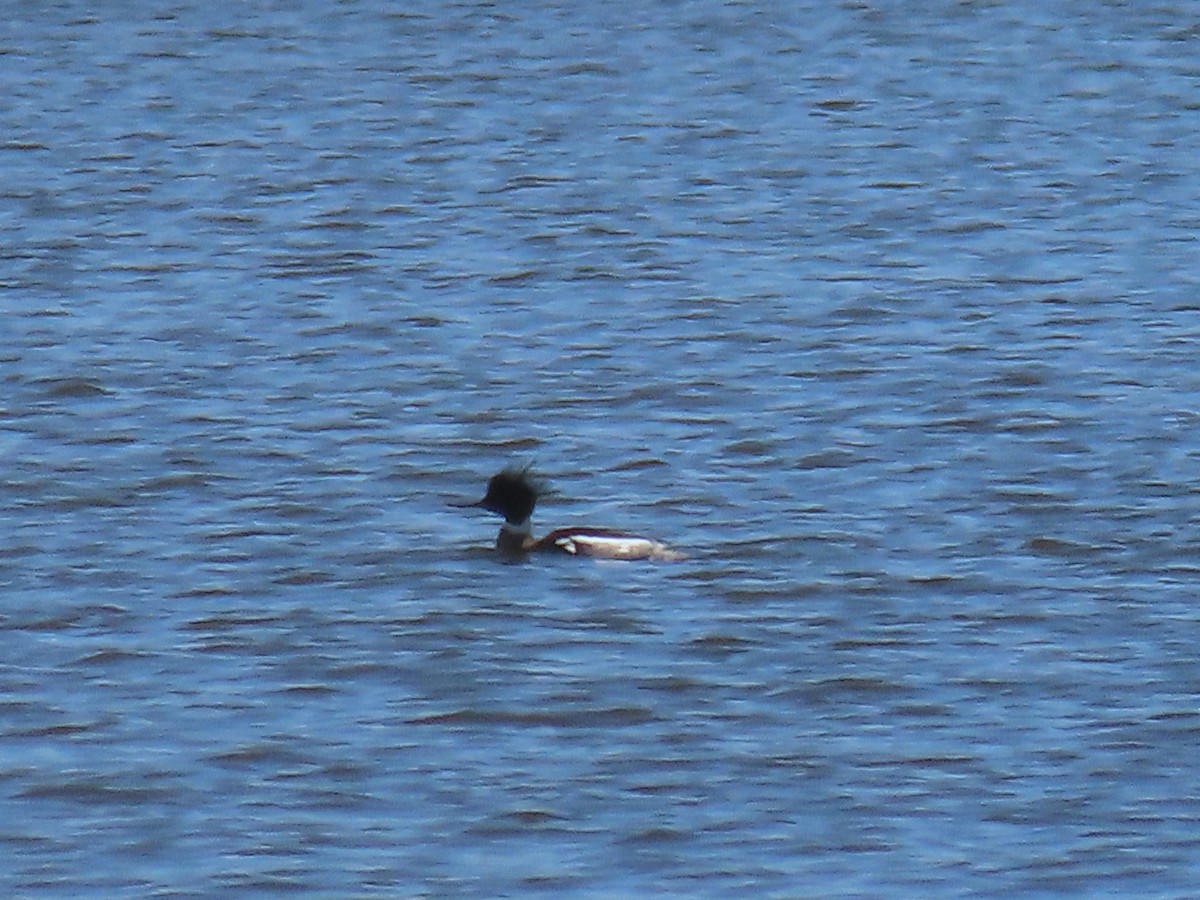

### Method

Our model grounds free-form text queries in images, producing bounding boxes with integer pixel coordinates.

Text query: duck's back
[535,527,683,561]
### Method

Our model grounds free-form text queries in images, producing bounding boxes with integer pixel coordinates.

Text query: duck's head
[464,465,544,524]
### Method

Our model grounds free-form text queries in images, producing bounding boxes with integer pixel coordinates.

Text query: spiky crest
[477,464,545,524]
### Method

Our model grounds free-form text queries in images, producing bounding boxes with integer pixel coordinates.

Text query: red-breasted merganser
[458,465,683,561]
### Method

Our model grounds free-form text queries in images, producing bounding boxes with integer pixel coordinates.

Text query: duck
[458,465,682,561]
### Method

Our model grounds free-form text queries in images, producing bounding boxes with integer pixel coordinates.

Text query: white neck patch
[496,519,533,554]
[501,519,532,539]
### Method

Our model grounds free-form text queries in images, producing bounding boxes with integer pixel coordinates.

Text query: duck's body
[461,466,682,561]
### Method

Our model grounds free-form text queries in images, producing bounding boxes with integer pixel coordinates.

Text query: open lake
[3,1,1200,896]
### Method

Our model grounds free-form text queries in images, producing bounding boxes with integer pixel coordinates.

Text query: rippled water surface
[4,1,1200,896]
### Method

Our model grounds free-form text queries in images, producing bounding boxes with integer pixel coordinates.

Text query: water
[3,1,1200,896]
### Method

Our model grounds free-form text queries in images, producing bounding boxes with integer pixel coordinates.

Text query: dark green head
[473,465,545,524]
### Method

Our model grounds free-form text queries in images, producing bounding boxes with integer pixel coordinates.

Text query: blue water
[3,1,1200,896]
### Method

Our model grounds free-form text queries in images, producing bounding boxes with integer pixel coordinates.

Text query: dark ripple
[410,705,657,728]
